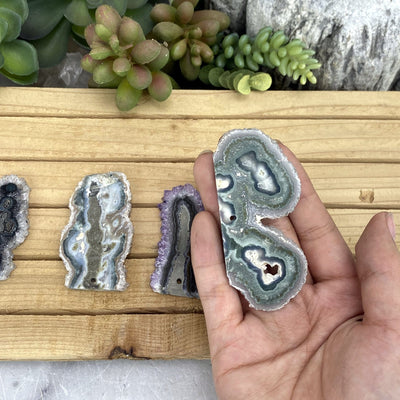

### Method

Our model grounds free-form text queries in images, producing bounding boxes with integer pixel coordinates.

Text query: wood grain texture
[0,161,399,208]
[0,88,399,119]
[1,210,398,316]
[0,314,209,360]
[0,88,398,360]
[1,117,399,162]
[13,208,400,261]
[0,259,202,314]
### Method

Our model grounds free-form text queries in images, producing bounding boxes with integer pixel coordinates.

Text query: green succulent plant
[150,0,230,81]
[210,27,321,86]
[0,0,38,84]
[199,65,272,94]
[81,4,172,111]
[20,0,155,68]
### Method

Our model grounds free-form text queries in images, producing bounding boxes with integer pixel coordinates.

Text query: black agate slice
[0,175,30,281]
[151,184,204,298]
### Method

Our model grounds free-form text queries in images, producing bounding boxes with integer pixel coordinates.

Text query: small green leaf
[0,0,28,23]
[0,68,38,84]
[126,64,152,89]
[20,0,69,40]
[249,72,272,91]
[148,71,172,102]
[31,17,71,68]
[198,64,213,85]
[131,39,161,64]
[0,17,8,43]
[116,77,142,111]
[0,50,4,68]
[208,67,224,87]
[0,39,38,75]
[236,74,251,95]
[64,0,93,26]
[0,8,21,42]
[93,59,117,85]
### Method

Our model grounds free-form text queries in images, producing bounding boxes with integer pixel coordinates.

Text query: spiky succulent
[81,4,172,111]
[150,0,229,81]
[0,0,38,84]
[20,0,154,68]
[211,27,321,86]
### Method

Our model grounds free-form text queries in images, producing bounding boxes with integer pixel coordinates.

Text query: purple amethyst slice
[151,184,204,298]
[0,175,30,281]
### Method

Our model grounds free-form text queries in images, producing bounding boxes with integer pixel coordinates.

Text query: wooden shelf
[0,88,399,360]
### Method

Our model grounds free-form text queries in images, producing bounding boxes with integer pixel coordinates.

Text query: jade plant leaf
[0,39,38,76]
[0,0,29,22]
[64,0,93,26]
[0,68,38,84]
[0,17,7,43]
[0,8,22,42]
[20,0,69,40]
[31,18,71,68]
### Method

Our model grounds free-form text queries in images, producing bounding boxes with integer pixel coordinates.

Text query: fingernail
[199,150,213,156]
[386,212,396,241]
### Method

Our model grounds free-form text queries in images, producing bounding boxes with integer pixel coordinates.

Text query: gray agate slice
[151,184,204,298]
[0,175,30,281]
[214,129,307,311]
[60,172,133,291]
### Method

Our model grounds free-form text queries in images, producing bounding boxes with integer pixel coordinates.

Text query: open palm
[191,147,400,400]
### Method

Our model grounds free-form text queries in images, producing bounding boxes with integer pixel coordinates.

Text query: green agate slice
[214,129,307,311]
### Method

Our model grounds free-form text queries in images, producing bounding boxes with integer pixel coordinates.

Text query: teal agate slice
[60,172,133,291]
[214,129,307,311]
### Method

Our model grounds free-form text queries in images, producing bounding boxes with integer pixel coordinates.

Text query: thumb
[355,212,400,326]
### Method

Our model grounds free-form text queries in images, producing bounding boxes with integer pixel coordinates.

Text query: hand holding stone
[191,140,400,400]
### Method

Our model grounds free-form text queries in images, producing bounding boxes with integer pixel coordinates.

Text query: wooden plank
[14,208,400,260]
[0,314,208,360]
[1,210,398,315]
[1,117,400,162]
[0,259,202,314]
[0,88,399,119]
[0,161,399,208]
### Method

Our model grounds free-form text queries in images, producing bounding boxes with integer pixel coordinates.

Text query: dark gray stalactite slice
[0,175,30,281]
[151,184,204,299]
[60,172,133,291]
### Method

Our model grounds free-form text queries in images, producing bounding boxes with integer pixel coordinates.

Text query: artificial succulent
[210,27,321,86]
[81,4,172,111]
[0,0,38,84]
[20,0,155,68]
[150,0,230,81]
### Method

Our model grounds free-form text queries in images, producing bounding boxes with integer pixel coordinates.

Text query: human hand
[191,145,400,400]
